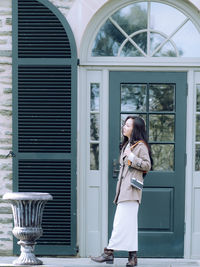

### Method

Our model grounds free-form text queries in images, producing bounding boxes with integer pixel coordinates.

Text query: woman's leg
[91,248,114,264]
[126,251,137,266]
[126,201,139,266]
[108,201,139,251]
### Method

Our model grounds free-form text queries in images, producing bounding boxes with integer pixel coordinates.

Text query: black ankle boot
[126,251,137,266]
[91,247,114,264]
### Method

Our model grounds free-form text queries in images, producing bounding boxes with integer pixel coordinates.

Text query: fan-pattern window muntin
[92,1,200,57]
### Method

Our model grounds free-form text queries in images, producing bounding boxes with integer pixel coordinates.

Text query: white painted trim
[184,70,195,258]
[83,70,103,256]
[191,72,200,258]
[80,58,200,67]
[190,0,200,9]
[78,67,87,257]
[80,66,200,72]
[100,69,109,250]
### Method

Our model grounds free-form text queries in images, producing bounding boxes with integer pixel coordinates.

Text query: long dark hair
[121,116,153,169]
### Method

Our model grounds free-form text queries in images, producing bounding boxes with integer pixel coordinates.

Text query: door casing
[108,71,187,257]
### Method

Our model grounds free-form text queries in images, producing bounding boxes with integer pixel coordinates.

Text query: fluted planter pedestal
[3,192,53,266]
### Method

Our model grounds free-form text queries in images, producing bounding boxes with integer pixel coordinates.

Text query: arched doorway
[79,0,200,258]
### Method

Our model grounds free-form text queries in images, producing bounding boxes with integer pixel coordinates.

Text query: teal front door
[108,71,187,257]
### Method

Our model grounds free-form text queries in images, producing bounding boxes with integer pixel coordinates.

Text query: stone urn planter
[3,192,53,266]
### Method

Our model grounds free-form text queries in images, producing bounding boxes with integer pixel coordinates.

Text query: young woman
[91,116,152,266]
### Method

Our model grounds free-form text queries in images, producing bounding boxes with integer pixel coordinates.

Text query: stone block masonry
[0,0,76,256]
[0,0,13,256]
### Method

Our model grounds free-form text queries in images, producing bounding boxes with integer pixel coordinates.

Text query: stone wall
[0,0,75,256]
[0,0,13,256]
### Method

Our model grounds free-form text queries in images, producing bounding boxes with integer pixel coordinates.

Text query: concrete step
[0,257,200,267]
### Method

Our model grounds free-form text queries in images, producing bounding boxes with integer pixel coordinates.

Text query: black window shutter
[13,0,77,255]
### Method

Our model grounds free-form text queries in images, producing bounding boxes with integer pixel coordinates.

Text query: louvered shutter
[13,0,77,255]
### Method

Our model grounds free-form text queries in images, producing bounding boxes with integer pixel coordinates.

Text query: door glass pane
[153,41,177,57]
[149,114,174,141]
[149,84,175,111]
[121,114,147,126]
[91,83,100,111]
[92,19,125,56]
[121,84,147,111]
[172,20,200,57]
[111,2,147,35]
[195,144,200,171]
[90,113,100,141]
[150,2,186,36]
[90,144,99,170]
[132,32,147,54]
[196,114,200,142]
[151,144,174,171]
[197,85,200,112]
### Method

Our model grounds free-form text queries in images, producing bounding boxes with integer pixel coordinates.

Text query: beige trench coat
[113,142,151,205]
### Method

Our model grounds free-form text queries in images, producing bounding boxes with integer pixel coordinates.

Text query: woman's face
[123,118,134,139]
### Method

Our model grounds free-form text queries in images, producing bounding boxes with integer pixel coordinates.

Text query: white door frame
[77,65,199,258]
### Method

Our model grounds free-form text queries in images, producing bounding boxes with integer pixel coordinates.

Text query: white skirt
[107,201,139,251]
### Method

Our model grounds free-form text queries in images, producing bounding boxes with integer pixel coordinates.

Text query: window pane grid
[90,83,100,170]
[195,84,200,171]
[196,84,200,112]
[121,83,175,171]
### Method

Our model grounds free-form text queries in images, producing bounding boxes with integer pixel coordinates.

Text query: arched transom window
[92,1,200,57]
